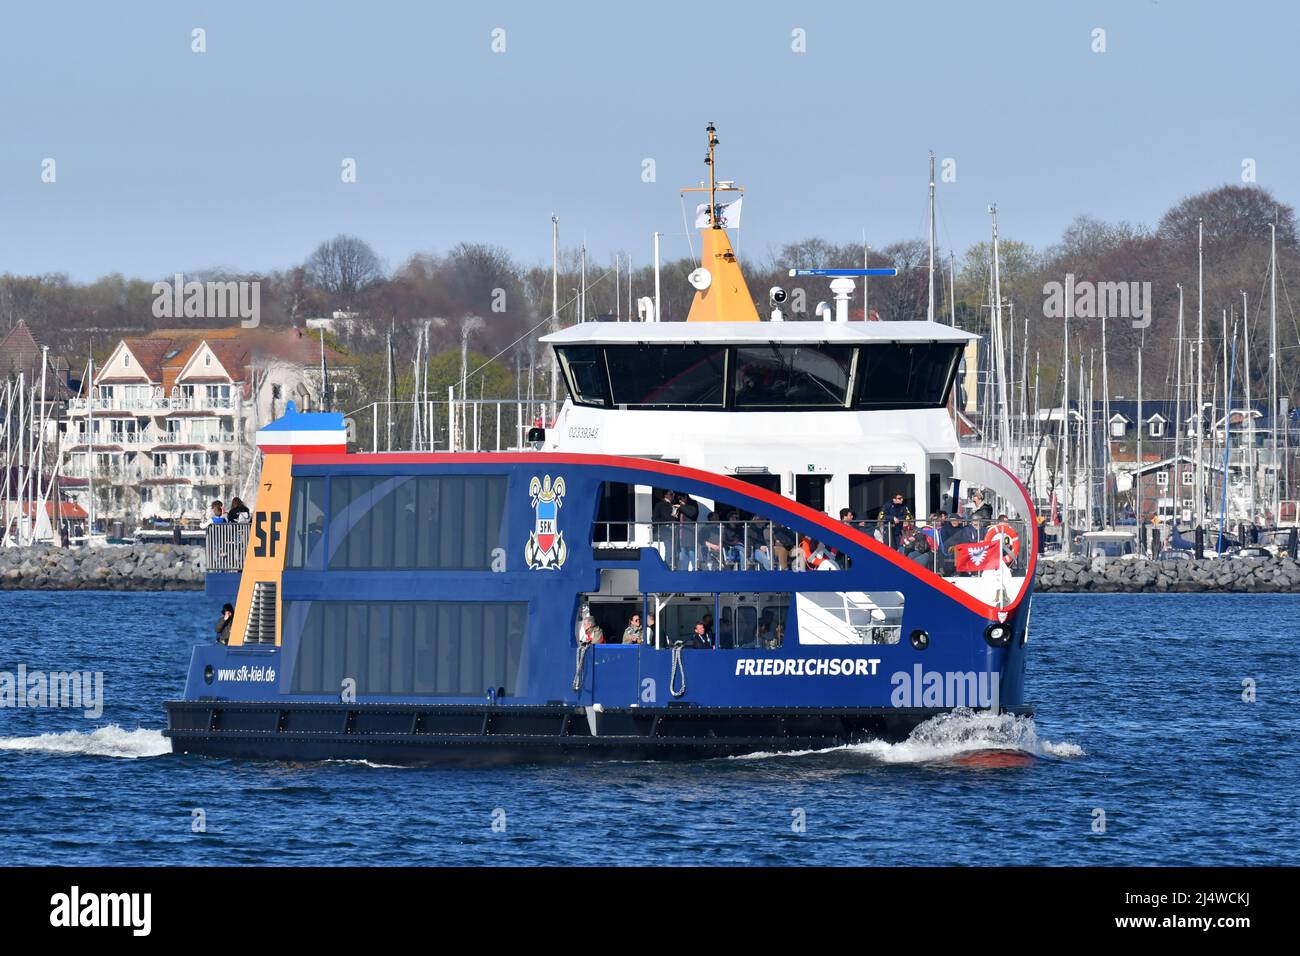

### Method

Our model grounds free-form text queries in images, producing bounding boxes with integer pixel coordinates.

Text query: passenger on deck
[721,511,748,568]
[968,492,993,521]
[941,514,977,574]
[622,613,644,645]
[746,516,775,570]
[203,501,227,528]
[771,525,795,570]
[880,493,912,547]
[675,493,700,570]
[215,603,235,644]
[905,534,935,570]
[653,489,677,561]
[227,497,251,523]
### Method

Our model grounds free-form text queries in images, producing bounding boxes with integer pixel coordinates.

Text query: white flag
[694,196,743,229]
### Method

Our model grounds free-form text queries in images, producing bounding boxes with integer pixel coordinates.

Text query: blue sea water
[0,589,1296,866]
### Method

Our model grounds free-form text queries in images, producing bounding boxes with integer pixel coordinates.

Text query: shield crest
[525,475,567,570]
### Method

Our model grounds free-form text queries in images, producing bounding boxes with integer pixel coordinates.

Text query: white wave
[849,710,1084,764]
[0,725,172,759]
[734,709,1083,764]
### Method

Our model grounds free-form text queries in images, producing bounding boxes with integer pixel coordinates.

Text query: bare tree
[305,235,384,309]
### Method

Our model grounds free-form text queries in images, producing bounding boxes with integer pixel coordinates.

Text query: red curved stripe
[294,450,1033,618]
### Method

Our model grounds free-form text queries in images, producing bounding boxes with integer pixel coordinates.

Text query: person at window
[227,496,251,523]
[880,493,912,547]
[580,614,605,645]
[701,611,714,642]
[718,616,735,649]
[645,613,656,648]
[203,500,227,528]
[689,620,714,649]
[622,612,644,645]
[215,603,235,644]
[767,623,786,649]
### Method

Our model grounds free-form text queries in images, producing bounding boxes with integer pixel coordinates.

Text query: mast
[549,215,559,407]
[1195,218,1205,527]
[1242,290,1254,523]
[1174,284,1184,467]
[653,231,661,323]
[1063,297,1072,553]
[949,252,956,327]
[87,360,94,540]
[1218,322,1238,550]
[1137,339,1144,534]
[1270,219,1280,524]
[36,345,48,543]
[989,205,1011,465]
[579,241,587,324]
[1101,314,1111,527]
[927,151,936,323]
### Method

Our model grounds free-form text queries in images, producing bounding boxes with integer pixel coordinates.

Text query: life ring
[984,522,1021,562]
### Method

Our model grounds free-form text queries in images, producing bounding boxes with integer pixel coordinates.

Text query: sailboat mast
[1174,284,1184,466]
[1195,218,1206,527]
[1242,290,1254,522]
[1270,219,1280,523]
[549,215,559,408]
[989,204,1011,464]
[1062,304,1072,554]
[927,151,936,323]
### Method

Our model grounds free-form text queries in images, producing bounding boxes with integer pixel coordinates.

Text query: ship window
[556,346,610,407]
[283,600,526,697]
[732,344,855,408]
[718,593,788,648]
[795,591,904,645]
[604,345,727,408]
[286,477,327,570]
[855,343,961,409]
[323,475,506,570]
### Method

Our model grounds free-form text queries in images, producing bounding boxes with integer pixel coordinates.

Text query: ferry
[165,127,1039,763]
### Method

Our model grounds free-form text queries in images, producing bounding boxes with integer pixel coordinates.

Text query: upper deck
[542,320,975,414]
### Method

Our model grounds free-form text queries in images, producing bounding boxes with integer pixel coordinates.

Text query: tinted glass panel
[286,477,326,570]
[604,345,727,407]
[557,346,610,407]
[855,343,961,409]
[284,600,527,697]
[325,475,506,570]
[732,345,855,408]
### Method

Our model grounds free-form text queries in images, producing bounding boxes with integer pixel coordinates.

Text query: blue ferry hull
[166,451,1037,763]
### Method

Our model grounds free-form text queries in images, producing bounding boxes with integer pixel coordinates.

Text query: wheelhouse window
[732,344,855,409]
[604,345,726,408]
[855,343,962,409]
[286,477,327,570]
[556,346,610,407]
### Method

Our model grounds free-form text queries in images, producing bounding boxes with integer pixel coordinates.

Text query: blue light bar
[787,268,899,277]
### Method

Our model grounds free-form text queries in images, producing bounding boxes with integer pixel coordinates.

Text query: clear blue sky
[0,0,1292,281]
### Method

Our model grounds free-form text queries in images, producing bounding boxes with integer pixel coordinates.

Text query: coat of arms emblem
[525,475,567,570]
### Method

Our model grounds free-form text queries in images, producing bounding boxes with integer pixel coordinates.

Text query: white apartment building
[60,327,351,530]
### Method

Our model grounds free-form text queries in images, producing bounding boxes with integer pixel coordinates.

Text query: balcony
[205,523,249,572]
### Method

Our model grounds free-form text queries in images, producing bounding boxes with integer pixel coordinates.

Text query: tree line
[3,184,1299,416]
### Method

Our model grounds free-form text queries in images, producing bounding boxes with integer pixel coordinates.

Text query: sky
[0,0,1294,282]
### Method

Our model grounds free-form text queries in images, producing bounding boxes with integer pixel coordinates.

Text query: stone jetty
[1035,555,1300,593]
[0,545,204,590]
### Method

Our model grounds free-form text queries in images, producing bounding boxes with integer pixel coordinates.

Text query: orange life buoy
[984,522,1021,562]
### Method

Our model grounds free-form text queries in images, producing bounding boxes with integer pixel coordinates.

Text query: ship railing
[593,516,1035,576]
[205,522,249,572]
